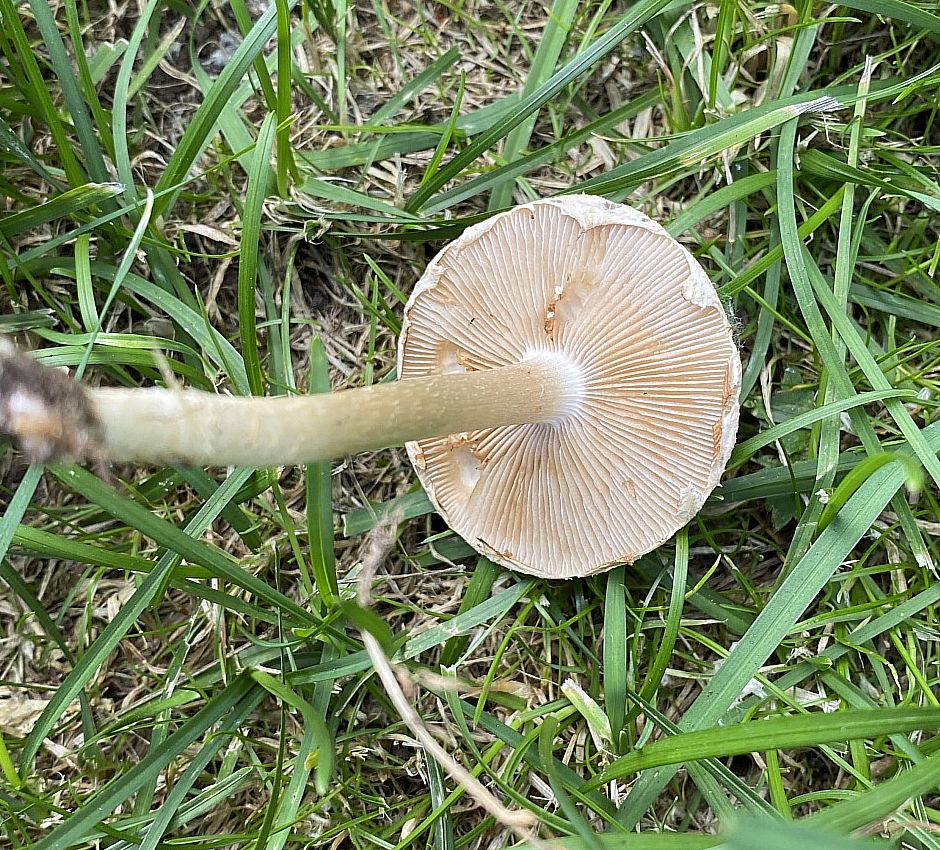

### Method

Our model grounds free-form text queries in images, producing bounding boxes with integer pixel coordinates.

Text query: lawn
[1,0,940,848]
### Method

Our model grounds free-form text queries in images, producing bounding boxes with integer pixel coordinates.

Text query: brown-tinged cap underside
[398,196,740,579]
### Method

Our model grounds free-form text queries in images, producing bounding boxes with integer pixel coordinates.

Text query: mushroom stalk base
[92,354,578,467]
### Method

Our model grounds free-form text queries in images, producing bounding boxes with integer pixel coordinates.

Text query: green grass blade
[539,714,605,847]
[239,111,277,395]
[570,96,841,199]
[0,114,62,186]
[724,818,889,850]
[638,530,687,707]
[136,689,259,850]
[614,457,911,826]
[816,453,922,534]
[251,669,333,794]
[838,0,940,39]
[805,751,940,832]
[596,708,940,786]
[0,466,46,636]
[152,0,296,219]
[602,566,627,747]
[50,466,317,624]
[85,262,250,392]
[0,183,124,239]
[708,0,736,110]
[407,0,673,211]
[26,0,108,183]
[665,172,777,239]
[404,580,534,659]
[305,337,339,605]
[412,71,465,197]
[423,92,659,215]
[19,466,257,770]
[487,0,579,211]
[371,46,460,126]
[32,675,261,850]
[623,689,777,817]
[440,557,499,667]
[111,0,160,198]
[720,189,844,298]
[343,489,434,536]
[275,0,295,196]
[76,189,154,378]
[424,751,456,850]
[728,389,914,468]
[806,254,940,490]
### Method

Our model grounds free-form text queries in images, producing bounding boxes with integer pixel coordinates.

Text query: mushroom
[398,196,740,577]
[0,196,740,578]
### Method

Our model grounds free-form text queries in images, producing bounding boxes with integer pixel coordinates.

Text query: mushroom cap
[398,195,740,579]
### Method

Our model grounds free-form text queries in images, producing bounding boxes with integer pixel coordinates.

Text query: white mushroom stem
[91,352,582,467]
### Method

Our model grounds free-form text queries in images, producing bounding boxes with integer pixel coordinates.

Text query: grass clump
[1,0,940,849]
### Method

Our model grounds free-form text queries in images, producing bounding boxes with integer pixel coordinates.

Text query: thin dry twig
[355,514,550,848]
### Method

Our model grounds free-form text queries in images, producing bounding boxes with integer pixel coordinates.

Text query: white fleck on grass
[561,677,613,750]
[792,95,843,114]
